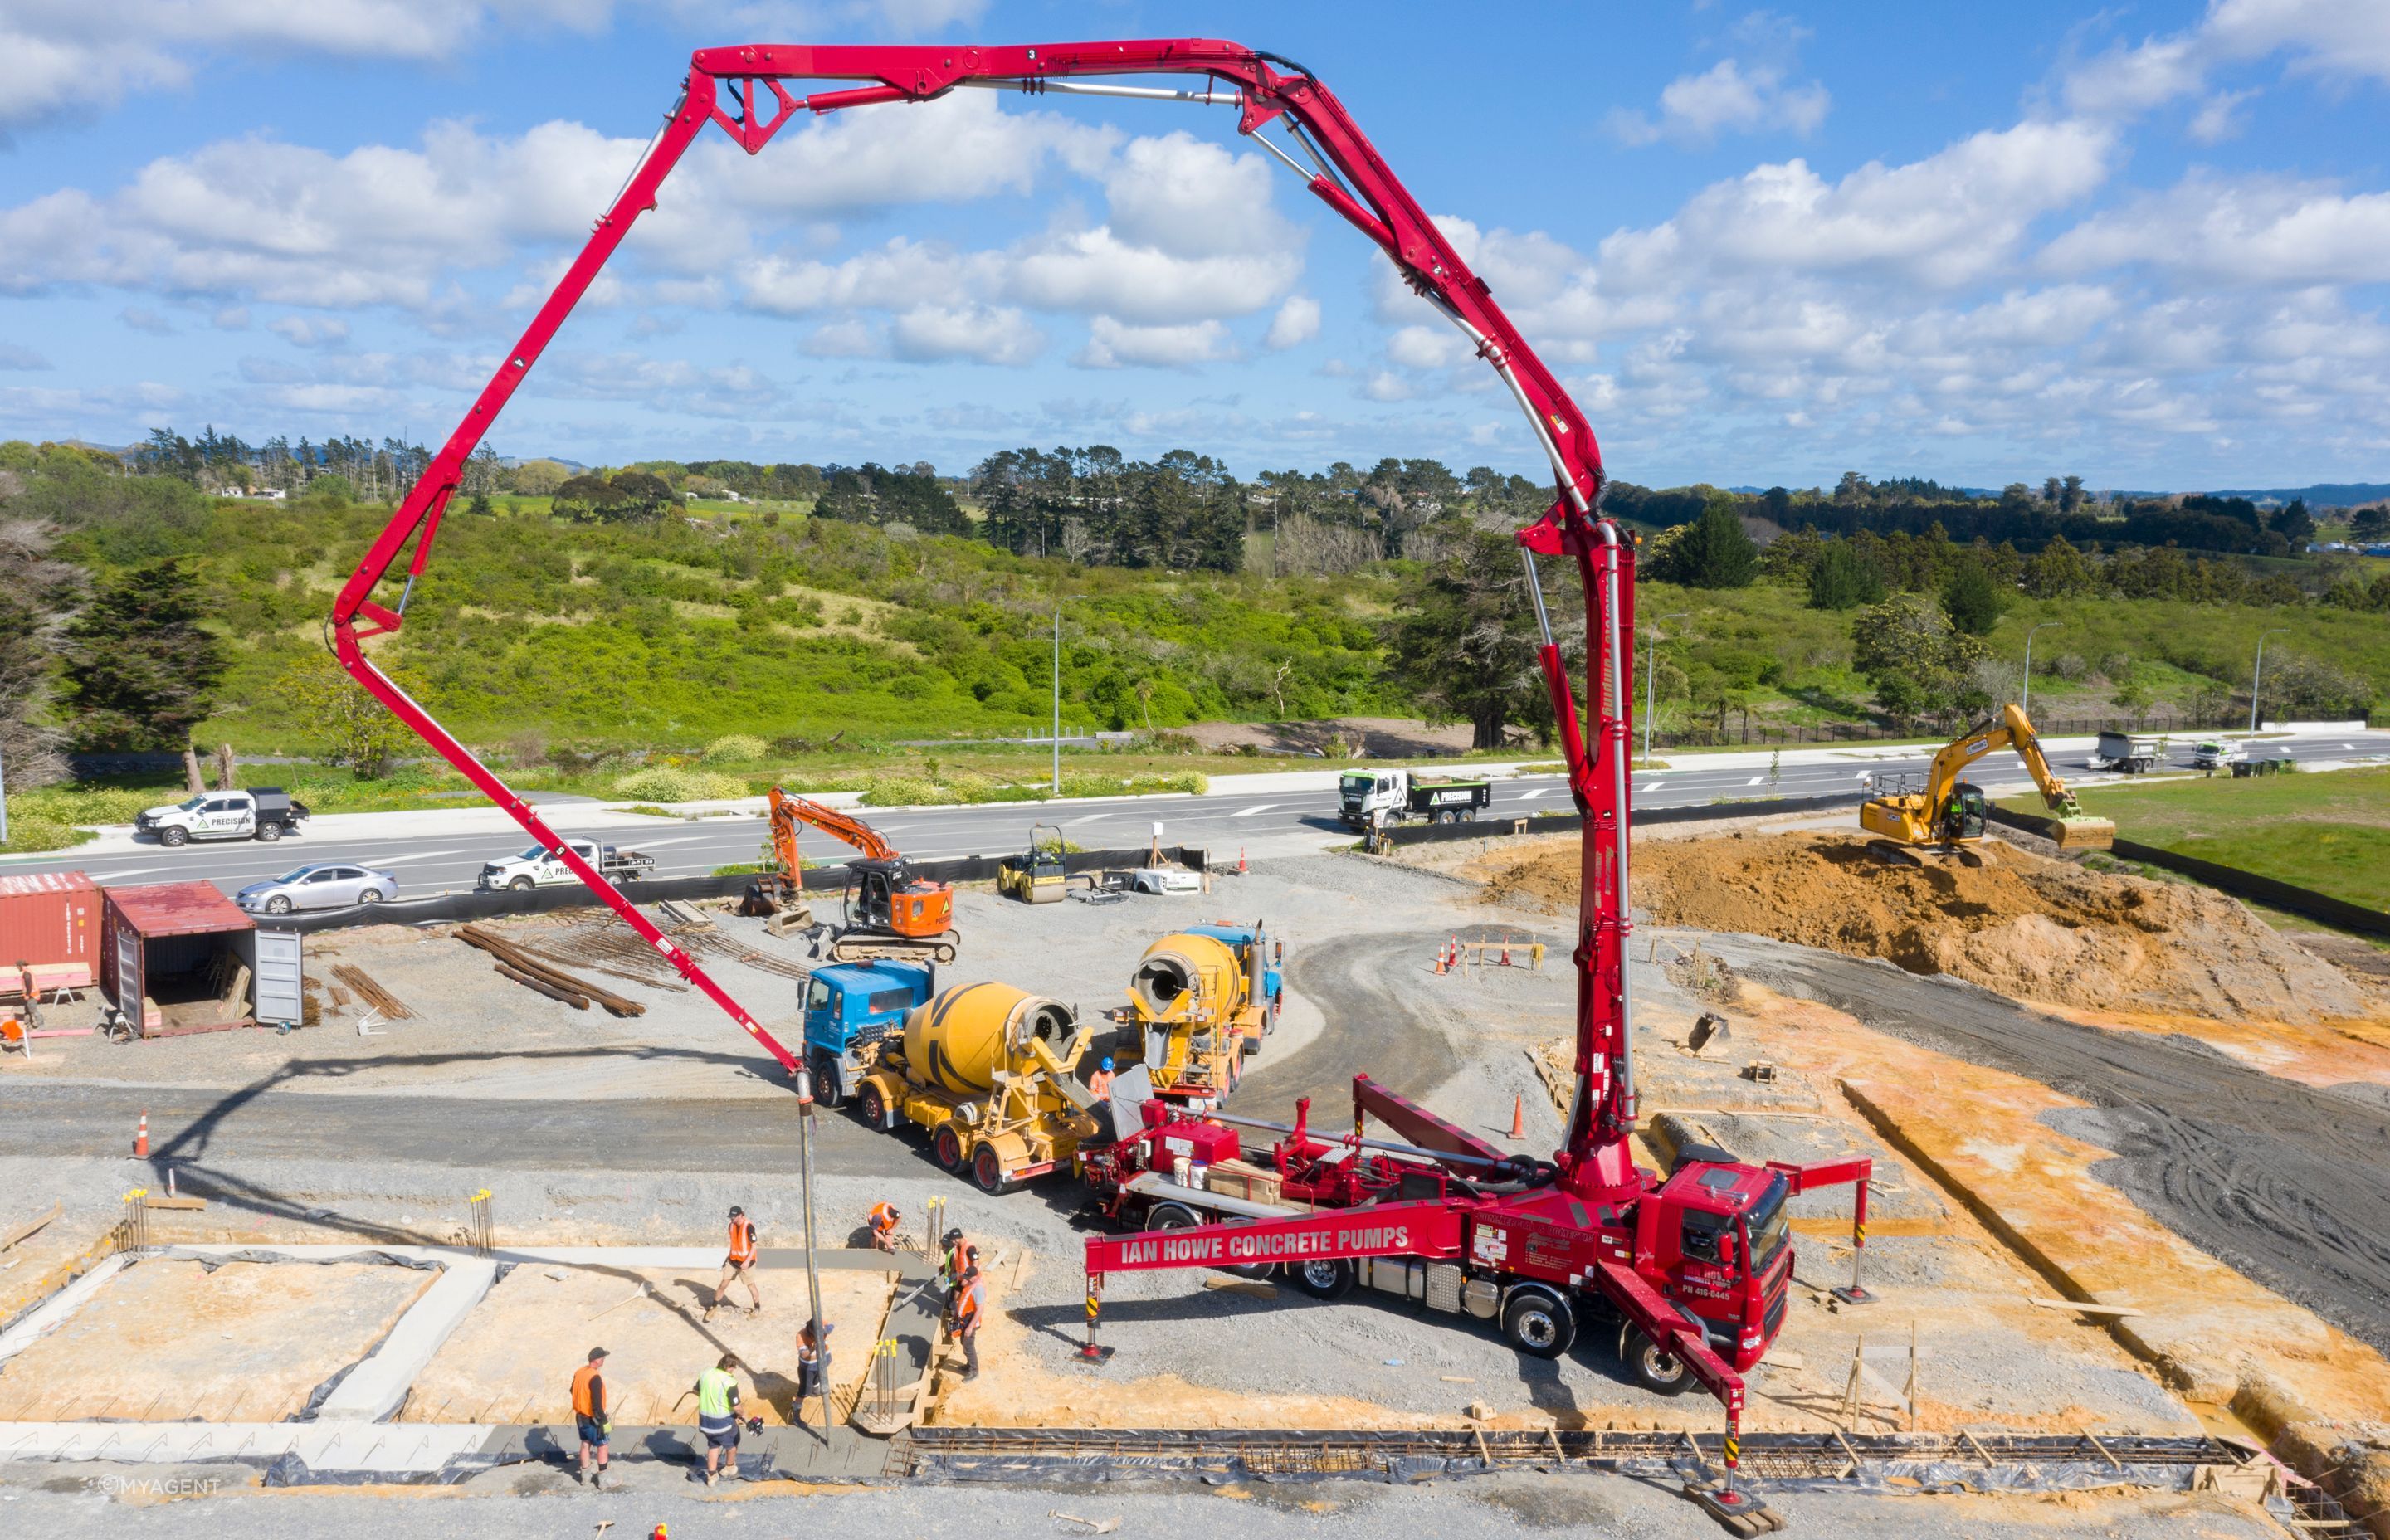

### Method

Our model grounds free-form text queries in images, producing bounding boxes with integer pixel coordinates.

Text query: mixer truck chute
[854,980,1098,1195]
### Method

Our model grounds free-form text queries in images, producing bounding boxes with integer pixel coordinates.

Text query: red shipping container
[0,870,101,991]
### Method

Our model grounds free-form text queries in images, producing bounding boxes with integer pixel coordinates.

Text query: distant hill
[2202,484,2390,509]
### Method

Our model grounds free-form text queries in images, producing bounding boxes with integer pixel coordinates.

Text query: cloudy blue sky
[2,1,2387,490]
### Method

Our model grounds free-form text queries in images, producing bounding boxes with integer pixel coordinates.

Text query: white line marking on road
[73,865,176,880]
[1746,776,1767,786]
[1231,803,1281,817]
[1640,782,1661,793]
[613,835,713,850]
[1518,788,1550,800]
[1065,814,1110,826]
[368,850,466,866]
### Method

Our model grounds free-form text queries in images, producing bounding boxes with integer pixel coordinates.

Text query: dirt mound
[1480,831,2375,1025]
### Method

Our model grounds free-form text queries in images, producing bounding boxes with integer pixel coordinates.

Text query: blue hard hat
[1100,1057,1114,1070]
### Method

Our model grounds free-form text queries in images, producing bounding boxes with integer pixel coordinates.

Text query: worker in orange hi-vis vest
[866,1201,901,1252]
[951,1249,986,1382]
[1086,1057,1115,1099]
[569,1346,613,1489]
[704,1205,763,1322]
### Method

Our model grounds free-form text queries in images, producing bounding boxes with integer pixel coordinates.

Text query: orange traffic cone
[134,1111,149,1159]
[1500,936,1513,967]
[1237,847,1249,875]
[1434,943,1448,976]
[1510,1095,1525,1140]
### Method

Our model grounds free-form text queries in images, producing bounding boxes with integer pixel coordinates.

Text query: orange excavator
[741,787,960,963]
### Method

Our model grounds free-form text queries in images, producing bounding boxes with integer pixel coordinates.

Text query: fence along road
[5,731,2385,903]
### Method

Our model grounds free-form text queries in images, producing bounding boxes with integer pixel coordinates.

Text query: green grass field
[2003,765,2390,912]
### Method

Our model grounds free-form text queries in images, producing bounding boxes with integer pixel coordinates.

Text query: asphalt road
[11,732,2382,903]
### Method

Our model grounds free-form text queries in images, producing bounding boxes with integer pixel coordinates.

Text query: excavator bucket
[2051,816,2115,851]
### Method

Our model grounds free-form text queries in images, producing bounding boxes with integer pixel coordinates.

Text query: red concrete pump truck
[326,37,1867,1523]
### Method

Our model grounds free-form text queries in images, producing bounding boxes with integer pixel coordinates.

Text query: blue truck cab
[1185,920,1285,1036]
[802,959,936,1109]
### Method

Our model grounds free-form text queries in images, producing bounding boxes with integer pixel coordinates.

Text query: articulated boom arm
[1923,703,2082,816]
[771,787,900,865]
[327,37,1615,1102]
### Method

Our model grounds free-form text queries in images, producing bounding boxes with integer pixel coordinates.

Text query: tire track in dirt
[1707,934,2390,1357]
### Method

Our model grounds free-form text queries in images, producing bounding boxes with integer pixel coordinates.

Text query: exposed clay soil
[1476,831,2381,1026]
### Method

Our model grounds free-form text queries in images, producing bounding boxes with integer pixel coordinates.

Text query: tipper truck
[853,980,1099,1194]
[1338,768,1492,829]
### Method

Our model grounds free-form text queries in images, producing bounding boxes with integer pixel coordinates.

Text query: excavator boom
[771,787,900,865]
[1862,704,2113,853]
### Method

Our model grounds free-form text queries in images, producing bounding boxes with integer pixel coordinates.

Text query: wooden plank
[2029,1296,2144,1318]
[144,1196,207,1211]
[1,1203,60,1253]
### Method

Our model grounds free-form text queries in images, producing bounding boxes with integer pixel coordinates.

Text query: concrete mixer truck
[1119,923,1282,1103]
[851,980,1100,1194]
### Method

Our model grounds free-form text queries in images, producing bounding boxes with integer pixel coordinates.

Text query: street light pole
[2250,628,2289,733]
[1052,609,1062,796]
[2021,621,2061,716]
[1643,612,1691,767]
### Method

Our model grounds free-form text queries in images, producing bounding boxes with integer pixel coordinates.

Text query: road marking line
[612,835,712,850]
[1746,776,1766,786]
[1517,788,1549,801]
[1640,782,1661,793]
[1231,803,1281,817]
[73,865,177,880]
[368,850,466,866]
[1065,814,1110,826]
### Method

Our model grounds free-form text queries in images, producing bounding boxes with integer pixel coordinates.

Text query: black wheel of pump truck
[932,1123,965,1171]
[1146,1203,1201,1230]
[1502,1289,1577,1360]
[1622,1326,1695,1395]
[1290,1257,1354,1300]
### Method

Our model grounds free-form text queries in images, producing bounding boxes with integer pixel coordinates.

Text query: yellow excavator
[1860,703,2114,863]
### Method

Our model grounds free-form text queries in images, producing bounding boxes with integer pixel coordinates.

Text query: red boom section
[325,38,1622,1104]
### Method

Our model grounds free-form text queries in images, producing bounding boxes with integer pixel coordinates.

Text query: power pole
[1052,610,1062,796]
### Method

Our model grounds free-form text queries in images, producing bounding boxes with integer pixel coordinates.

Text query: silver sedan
[236,863,400,915]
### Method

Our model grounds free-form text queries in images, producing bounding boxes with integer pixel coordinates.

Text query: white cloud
[0,1,612,132]
[1386,324,1469,371]
[1599,119,2114,291]
[802,318,881,358]
[1609,58,1831,146]
[890,305,1043,366]
[2188,88,2259,143]
[1076,316,1234,370]
[269,316,350,348]
[0,345,51,370]
[1264,295,1320,349]
[2062,0,2390,121]
[2045,173,2390,286]
[120,308,175,335]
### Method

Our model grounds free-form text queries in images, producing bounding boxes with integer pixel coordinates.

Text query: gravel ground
[0,1467,2283,1539]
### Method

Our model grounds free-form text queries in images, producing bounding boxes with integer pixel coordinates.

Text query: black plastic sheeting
[1385,790,1865,846]
[275,844,1213,933]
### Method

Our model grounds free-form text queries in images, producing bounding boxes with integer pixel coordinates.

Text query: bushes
[855,769,1207,807]
[701,733,770,763]
[0,814,97,854]
[611,766,753,802]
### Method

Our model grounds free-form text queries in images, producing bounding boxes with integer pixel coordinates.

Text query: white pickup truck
[476,837,658,891]
[136,787,311,846]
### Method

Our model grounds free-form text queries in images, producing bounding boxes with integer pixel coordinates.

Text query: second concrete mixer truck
[852,980,1100,1194]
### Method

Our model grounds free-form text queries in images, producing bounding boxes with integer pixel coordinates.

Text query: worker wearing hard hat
[1086,1057,1115,1099]
[704,1206,762,1323]
[867,1201,901,1252]
[950,1248,986,1382]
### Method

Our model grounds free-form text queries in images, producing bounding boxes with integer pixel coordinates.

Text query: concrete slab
[0,1258,433,1422]
[313,1257,495,1422]
[400,1259,895,1426]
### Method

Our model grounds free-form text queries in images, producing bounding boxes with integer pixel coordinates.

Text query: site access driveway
[10,730,2383,903]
